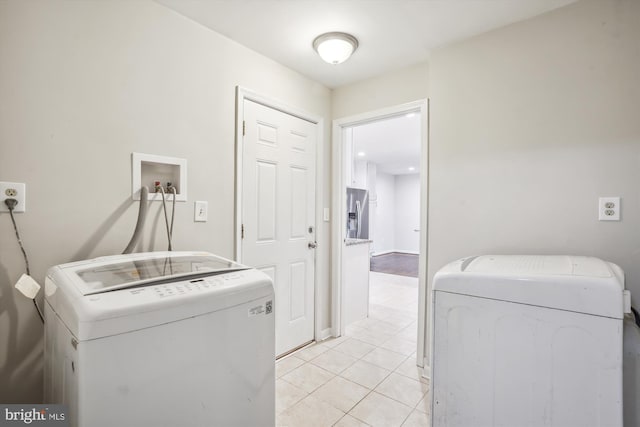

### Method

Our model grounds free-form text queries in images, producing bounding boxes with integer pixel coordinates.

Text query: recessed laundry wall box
[431,255,630,427]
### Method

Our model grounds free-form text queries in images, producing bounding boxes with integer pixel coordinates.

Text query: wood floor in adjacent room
[370,252,419,278]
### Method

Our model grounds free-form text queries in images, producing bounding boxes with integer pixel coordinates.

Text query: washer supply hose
[157,186,176,251]
[123,186,149,254]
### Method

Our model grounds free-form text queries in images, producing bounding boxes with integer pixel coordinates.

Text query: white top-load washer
[44,251,275,427]
[431,255,631,427]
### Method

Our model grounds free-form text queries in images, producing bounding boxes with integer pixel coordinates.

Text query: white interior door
[241,99,317,357]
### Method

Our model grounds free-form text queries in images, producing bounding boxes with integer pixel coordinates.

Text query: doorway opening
[332,100,429,375]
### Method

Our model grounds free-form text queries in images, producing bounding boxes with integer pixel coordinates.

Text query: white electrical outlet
[0,182,26,213]
[598,197,620,221]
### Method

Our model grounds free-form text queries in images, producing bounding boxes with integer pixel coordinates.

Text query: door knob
[308,242,318,249]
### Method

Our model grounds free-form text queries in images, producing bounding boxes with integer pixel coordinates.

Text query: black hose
[123,186,149,254]
[631,306,640,329]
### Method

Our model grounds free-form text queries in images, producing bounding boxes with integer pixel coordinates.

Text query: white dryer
[44,251,275,427]
[431,255,631,427]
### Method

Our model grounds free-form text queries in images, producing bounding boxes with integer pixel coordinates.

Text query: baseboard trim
[318,327,333,341]
[372,250,420,257]
[422,364,431,380]
[372,250,395,256]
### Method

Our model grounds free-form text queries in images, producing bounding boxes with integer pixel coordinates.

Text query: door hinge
[241,224,245,239]
[242,120,246,136]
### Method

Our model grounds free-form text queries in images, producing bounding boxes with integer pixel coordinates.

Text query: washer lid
[44,252,275,341]
[67,252,248,295]
[433,255,626,318]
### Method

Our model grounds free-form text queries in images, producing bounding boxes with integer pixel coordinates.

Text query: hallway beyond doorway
[332,99,428,365]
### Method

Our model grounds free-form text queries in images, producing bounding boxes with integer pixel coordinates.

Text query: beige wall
[428,0,640,316]
[0,0,331,403]
[331,62,429,120]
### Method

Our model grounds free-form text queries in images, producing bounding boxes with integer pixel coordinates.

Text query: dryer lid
[461,254,613,277]
[433,255,626,318]
[70,253,247,295]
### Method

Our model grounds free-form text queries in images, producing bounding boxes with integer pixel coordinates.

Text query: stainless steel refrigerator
[346,187,369,239]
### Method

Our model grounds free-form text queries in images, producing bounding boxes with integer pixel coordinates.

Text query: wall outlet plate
[0,182,26,213]
[598,196,620,221]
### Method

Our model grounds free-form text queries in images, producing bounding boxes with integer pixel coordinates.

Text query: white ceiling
[155,0,575,173]
[352,114,421,176]
[156,0,576,88]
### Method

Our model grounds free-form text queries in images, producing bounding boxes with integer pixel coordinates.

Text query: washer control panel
[128,272,246,299]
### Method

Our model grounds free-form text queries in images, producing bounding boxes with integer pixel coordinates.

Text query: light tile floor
[276,272,430,427]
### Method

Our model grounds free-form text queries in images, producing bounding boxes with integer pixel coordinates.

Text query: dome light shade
[313,32,359,65]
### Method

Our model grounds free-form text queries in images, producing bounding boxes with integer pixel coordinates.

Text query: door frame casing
[331,99,430,376]
[235,86,325,346]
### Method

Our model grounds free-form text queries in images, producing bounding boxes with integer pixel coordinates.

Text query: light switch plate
[194,201,208,222]
[324,208,330,222]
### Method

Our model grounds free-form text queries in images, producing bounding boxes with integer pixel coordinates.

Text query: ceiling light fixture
[408,167,416,171]
[313,32,359,65]
[357,151,366,157]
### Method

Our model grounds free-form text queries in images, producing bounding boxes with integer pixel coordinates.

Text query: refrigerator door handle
[355,200,362,239]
